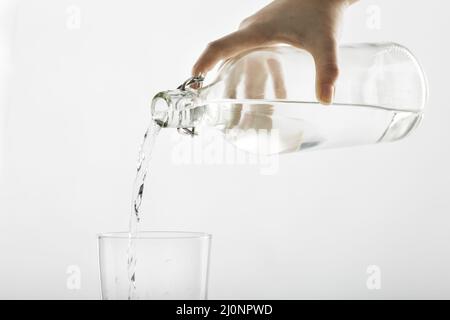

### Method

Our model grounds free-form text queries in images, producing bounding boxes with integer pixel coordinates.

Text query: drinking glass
[98,231,212,300]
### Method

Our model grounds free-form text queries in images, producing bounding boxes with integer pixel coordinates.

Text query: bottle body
[152,43,427,155]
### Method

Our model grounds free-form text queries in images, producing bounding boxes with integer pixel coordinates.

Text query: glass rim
[97,231,212,240]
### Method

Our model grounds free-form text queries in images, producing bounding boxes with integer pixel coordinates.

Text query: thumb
[311,40,339,105]
[192,28,265,76]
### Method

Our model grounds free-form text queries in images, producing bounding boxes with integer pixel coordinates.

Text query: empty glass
[98,231,212,300]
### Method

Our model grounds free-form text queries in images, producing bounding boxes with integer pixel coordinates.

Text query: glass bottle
[151,43,428,155]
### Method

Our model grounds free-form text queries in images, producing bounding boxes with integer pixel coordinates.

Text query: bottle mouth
[150,89,199,129]
[151,93,170,127]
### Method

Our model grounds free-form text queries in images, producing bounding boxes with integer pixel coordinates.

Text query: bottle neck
[151,89,204,129]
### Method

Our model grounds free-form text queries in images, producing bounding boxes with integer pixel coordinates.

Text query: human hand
[192,0,357,104]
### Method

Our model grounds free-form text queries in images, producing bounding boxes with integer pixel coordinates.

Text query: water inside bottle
[194,99,422,154]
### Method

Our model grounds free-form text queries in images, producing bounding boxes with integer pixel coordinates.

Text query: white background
[0,0,449,299]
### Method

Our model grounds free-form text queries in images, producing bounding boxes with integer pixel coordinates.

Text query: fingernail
[320,84,335,105]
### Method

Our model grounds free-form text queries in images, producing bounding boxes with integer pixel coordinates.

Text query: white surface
[0,0,449,299]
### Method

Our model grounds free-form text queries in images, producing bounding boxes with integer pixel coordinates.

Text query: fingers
[224,62,244,128]
[244,57,268,100]
[192,27,266,76]
[244,58,273,132]
[311,40,339,105]
[267,58,287,100]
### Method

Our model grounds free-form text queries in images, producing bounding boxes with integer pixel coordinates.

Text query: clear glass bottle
[151,43,428,155]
